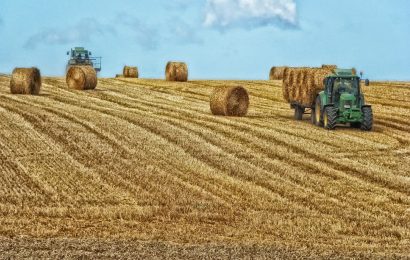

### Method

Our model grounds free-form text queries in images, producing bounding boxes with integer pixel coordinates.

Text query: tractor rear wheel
[324,106,338,130]
[361,106,373,131]
[294,106,304,120]
[314,96,323,127]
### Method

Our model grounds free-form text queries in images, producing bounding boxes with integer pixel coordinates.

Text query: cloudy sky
[0,0,409,80]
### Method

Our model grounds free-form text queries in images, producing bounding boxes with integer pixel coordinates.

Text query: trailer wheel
[361,106,373,131]
[324,106,338,130]
[314,96,323,127]
[294,106,304,121]
[311,106,316,125]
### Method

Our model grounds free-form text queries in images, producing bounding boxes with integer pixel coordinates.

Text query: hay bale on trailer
[282,67,292,102]
[66,66,97,90]
[165,62,188,82]
[321,64,337,71]
[282,67,333,107]
[210,86,249,117]
[269,66,287,80]
[10,68,41,95]
[123,66,139,78]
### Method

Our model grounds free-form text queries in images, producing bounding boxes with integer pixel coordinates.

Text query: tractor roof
[73,47,89,54]
[328,69,358,78]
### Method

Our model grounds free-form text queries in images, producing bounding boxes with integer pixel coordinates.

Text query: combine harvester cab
[312,69,373,131]
[66,47,102,73]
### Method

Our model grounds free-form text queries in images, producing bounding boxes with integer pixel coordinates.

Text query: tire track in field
[39,87,305,215]
[0,91,235,213]
[41,81,296,212]
[99,82,410,199]
[0,95,153,207]
[46,80,402,221]
[95,86,407,221]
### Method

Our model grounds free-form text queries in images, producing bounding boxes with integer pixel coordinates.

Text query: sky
[0,0,409,80]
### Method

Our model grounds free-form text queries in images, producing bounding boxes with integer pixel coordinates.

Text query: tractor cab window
[332,78,358,103]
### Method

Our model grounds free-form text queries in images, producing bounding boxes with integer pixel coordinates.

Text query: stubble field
[0,75,409,258]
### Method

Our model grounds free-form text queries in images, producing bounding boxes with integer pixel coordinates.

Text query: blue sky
[0,0,409,80]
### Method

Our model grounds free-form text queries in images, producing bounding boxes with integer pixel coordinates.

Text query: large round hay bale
[66,66,97,90]
[10,68,41,95]
[166,62,188,82]
[123,66,139,78]
[210,86,249,117]
[269,66,287,80]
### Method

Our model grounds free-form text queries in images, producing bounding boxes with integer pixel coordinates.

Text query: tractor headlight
[344,104,351,109]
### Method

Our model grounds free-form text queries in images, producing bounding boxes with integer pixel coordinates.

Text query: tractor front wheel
[361,106,373,131]
[324,106,338,130]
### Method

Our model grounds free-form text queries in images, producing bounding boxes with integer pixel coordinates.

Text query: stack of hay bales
[66,66,97,90]
[10,68,42,95]
[210,86,249,116]
[165,62,188,82]
[282,66,336,107]
[269,66,287,80]
[123,66,139,78]
[322,64,337,70]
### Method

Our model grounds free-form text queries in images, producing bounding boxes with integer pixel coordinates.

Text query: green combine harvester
[66,47,102,73]
[311,69,373,131]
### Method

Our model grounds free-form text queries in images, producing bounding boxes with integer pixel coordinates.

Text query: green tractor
[311,69,373,131]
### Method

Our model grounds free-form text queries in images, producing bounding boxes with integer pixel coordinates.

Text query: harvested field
[0,75,409,258]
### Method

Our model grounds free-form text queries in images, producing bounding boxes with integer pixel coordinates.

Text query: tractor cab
[324,69,362,112]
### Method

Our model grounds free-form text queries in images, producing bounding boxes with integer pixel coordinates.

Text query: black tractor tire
[294,106,305,121]
[365,79,370,86]
[361,106,373,131]
[324,106,338,130]
[314,96,323,127]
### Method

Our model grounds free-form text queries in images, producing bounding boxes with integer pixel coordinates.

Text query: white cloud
[204,0,297,29]
[24,18,115,49]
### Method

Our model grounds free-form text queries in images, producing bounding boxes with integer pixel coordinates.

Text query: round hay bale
[210,86,249,117]
[123,66,139,78]
[270,66,287,80]
[287,69,299,103]
[66,66,97,90]
[352,68,357,76]
[166,62,188,82]
[10,68,41,95]
[282,67,292,102]
[322,64,337,71]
